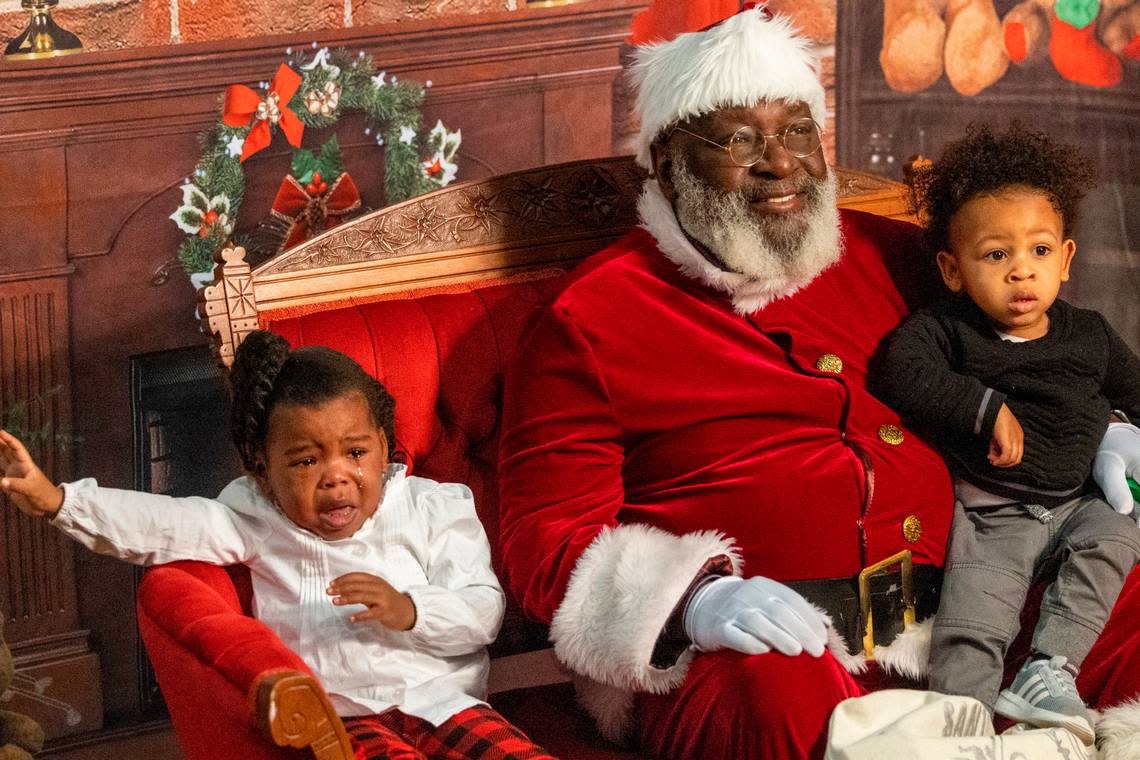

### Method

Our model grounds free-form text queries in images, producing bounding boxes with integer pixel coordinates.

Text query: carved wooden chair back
[201,156,916,365]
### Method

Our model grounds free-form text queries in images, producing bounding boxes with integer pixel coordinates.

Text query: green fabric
[1129,477,1140,503]
[1054,0,1101,30]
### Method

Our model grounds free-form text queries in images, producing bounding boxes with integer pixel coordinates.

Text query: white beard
[670,159,842,291]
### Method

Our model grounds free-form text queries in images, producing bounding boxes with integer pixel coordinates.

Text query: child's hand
[989,404,1024,468]
[0,430,64,518]
[327,572,416,631]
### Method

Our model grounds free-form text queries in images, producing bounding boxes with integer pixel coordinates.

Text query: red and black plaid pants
[345,703,558,760]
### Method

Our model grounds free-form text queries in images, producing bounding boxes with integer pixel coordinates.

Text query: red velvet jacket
[497,206,953,714]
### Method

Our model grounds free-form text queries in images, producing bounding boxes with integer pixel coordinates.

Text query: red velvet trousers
[635,570,1140,760]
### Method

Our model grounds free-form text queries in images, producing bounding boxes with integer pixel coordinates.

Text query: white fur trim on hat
[630,7,827,169]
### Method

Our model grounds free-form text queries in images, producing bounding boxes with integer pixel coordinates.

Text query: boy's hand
[989,404,1023,468]
[328,572,416,631]
[0,430,64,518]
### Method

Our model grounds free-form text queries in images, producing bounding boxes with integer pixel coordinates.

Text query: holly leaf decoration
[176,208,203,232]
[190,189,209,212]
[292,148,319,185]
[290,136,345,185]
[315,136,344,182]
[171,184,211,233]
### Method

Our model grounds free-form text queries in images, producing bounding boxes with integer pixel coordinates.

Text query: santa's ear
[936,251,963,293]
[650,140,676,200]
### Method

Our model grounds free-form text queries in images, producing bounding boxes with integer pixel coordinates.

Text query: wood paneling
[0,282,75,643]
[0,276,99,741]
[0,0,644,750]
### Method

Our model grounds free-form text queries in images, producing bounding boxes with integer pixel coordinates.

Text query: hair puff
[920,122,1095,255]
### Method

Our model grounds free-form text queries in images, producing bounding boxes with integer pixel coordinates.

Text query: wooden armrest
[255,670,355,760]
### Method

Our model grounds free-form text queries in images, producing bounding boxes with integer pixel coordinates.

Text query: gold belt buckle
[857,549,916,659]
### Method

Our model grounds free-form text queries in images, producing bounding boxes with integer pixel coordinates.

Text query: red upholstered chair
[137,157,915,759]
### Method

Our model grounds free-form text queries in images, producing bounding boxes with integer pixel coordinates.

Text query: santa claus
[497,5,1140,758]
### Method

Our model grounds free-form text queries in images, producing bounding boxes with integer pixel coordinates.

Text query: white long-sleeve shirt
[53,463,505,725]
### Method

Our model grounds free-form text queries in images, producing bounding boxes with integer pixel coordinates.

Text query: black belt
[788,553,942,657]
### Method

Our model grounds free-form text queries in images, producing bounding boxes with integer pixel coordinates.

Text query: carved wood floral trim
[257,158,646,276]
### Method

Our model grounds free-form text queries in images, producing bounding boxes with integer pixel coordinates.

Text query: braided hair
[919,122,1095,255]
[228,330,396,473]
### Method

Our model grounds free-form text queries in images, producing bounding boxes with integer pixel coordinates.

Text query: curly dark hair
[917,123,1095,255]
[228,330,396,473]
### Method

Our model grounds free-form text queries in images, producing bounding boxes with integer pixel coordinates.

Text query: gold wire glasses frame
[669,118,824,167]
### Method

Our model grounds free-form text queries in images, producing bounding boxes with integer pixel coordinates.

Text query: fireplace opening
[129,343,240,715]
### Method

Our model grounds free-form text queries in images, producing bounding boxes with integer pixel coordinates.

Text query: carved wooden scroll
[256,671,354,760]
[199,245,260,368]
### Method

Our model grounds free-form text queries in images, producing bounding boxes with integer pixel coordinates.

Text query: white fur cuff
[1096,699,1140,759]
[550,524,739,693]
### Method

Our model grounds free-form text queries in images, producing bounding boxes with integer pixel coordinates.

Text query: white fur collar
[636,179,840,315]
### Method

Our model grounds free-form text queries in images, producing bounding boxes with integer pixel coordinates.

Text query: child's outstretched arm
[0,429,64,518]
[3,428,261,566]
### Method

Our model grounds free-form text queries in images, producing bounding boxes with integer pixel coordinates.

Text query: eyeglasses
[669,118,824,167]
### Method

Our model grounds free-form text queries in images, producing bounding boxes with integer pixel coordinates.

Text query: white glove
[1093,423,1140,517]
[682,575,828,657]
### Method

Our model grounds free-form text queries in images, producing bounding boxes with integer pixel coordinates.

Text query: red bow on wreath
[223,64,305,162]
[269,170,362,252]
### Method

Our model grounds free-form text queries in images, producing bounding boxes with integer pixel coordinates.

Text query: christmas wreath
[170,45,461,278]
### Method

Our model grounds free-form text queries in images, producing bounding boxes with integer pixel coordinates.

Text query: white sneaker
[995,656,1094,745]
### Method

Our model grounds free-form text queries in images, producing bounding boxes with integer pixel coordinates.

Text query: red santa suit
[497,180,1140,759]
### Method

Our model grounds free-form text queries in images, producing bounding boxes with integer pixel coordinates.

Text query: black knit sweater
[872,297,1140,506]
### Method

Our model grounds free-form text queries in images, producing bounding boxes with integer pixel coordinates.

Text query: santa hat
[629,3,827,169]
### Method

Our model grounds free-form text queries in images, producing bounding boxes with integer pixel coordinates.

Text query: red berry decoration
[198,209,220,237]
[305,170,329,196]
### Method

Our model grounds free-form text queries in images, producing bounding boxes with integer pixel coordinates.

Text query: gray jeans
[928,494,1140,710]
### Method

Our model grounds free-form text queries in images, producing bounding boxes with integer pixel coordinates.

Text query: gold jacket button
[903,515,922,543]
[878,424,904,445]
[815,353,843,373]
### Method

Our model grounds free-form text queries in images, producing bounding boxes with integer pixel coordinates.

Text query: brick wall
[0,0,524,50]
[0,0,837,152]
